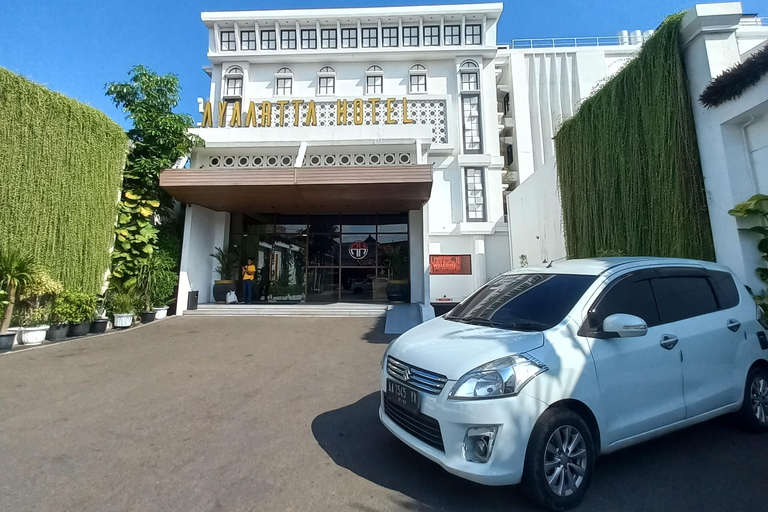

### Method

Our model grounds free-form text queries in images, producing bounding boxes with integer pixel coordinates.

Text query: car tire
[738,366,768,433]
[521,408,595,511]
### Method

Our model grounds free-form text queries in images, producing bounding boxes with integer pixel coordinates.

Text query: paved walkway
[0,317,766,511]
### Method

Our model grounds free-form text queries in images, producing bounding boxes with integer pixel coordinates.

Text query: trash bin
[187,290,199,311]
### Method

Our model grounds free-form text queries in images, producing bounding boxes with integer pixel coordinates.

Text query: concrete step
[185,303,391,318]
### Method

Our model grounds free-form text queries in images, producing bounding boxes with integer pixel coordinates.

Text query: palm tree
[0,249,34,333]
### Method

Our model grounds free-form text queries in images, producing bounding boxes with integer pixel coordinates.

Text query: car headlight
[380,338,398,369]
[448,354,548,400]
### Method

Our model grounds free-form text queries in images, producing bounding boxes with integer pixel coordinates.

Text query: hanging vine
[0,67,127,294]
[554,14,715,261]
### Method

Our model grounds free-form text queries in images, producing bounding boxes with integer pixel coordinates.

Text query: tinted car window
[590,278,660,330]
[652,276,718,324]
[709,270,739,309]
[446,273,596,331]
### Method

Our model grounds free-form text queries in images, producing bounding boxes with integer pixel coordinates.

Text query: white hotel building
[159,3,655,316]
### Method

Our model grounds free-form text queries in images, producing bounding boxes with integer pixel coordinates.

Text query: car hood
[388,316,545,380]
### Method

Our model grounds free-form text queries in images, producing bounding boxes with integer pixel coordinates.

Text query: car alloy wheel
[751,375,768,425]
[544,425,588,497]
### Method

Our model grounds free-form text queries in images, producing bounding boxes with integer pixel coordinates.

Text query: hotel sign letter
[202,98,421,128]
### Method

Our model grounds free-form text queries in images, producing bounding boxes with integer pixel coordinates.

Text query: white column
[474,235,486,289]
[409,205,434,321]
[176,205,231,313]
[680,3,760,288]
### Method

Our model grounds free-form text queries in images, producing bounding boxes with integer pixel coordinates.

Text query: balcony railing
[510,35,644,49]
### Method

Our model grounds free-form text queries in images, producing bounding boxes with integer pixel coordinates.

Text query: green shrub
[52,291,97,324]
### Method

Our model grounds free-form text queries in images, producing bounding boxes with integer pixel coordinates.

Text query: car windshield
[446,273,597,331]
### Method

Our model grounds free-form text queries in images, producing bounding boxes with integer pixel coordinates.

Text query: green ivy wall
[0,68,127,294]
[554,15,715,261]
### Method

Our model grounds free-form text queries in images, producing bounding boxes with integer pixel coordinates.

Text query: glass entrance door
[231,213,408,303]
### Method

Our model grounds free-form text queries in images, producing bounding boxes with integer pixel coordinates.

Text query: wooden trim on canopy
[159,165,433,213]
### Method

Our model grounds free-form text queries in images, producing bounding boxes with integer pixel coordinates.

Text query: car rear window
[709,270,739,309]
[652,276,718,324]
[446,273,596,331]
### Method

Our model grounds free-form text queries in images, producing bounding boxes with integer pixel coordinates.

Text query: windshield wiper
[504,321,550,332]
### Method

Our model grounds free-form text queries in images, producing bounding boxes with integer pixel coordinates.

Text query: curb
[0,316,183,357]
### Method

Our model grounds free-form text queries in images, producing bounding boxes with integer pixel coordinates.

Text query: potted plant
[107,285,136,328]
[17,265,62,344]
[53,290,96,337]
[90,294,109,334]
[152,267,177,319]
[0,249,34,347]
[382,243,410,302]
[0,289,13,350]
[17,305,51,345]
[210,246,238,303]
[46,305,69,341]
[132,255,169,323]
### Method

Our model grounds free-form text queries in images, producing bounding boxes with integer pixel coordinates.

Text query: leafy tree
[106,65,203,283]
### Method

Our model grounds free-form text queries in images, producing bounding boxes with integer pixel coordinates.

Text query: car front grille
[386,356,448,395]
[383,395,444,451]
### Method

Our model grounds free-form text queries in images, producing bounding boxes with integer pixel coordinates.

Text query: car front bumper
[379,373,548,486]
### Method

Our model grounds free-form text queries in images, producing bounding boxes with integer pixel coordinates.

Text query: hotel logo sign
[349,240,369,260]
[201,98,417,129]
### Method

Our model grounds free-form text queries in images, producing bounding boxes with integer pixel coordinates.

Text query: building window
[275,67,293,96]
[361,27,378,48]
[321,28,337,48]
[281,29,297,49]
[366,65,383,95]
[409,64,427,93]
[318,66,335,95]
[224,66,244,98]
[382,27,398,47]
[466,24,482,45]
[460,60,479,91]
[423,26,440,46]
[301,29,317,49]
[465,168,486,221]
[241,30,257,50]
[403,26,419,47]
[461,94,482,152]
[220,31,236,51]
[444,25,461,45]
[341,28,357,48]
[261,30,277,50]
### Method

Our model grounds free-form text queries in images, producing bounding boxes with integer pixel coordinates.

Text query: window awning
[159,165,433,213]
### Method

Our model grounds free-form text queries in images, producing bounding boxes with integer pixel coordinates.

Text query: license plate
[386,379,420,415]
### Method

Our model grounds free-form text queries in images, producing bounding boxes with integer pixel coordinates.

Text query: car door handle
[660,334,678,350]
[726,319,741,332]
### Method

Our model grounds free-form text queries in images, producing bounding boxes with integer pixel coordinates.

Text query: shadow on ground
[363,316,397,345]
[312,393,768,512]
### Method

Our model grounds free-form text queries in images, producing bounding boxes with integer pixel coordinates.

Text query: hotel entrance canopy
[159,164,433,213]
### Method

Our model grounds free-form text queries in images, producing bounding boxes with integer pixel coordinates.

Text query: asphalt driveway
[0,316,766,512]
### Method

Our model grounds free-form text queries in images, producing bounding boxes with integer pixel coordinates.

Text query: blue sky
[1,1,763,129]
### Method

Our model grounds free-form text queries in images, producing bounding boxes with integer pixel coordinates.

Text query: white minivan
[379,258,768,510]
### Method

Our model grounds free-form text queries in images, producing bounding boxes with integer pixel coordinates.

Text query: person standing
[259,256,271,301]
[241,258,256,304]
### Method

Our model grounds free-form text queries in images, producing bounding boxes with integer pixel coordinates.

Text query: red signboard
[429,255,472,275]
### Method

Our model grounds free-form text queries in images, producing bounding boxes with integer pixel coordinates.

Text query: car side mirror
[602,314,648,338]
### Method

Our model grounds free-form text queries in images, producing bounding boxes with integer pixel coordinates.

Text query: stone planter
[0,332,16,351]
[386,279,410,303]
[113,313,133,329]
[212,280,236,303]
[20,325,50,345]
[67,321,91,337]
[46,324,69,341]
[90,318,109,334]
[154,306,169,320]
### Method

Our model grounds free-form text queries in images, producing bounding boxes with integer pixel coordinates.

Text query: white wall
[176,205,230,312]
[681,2,768,291]
[506,158,566,268]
